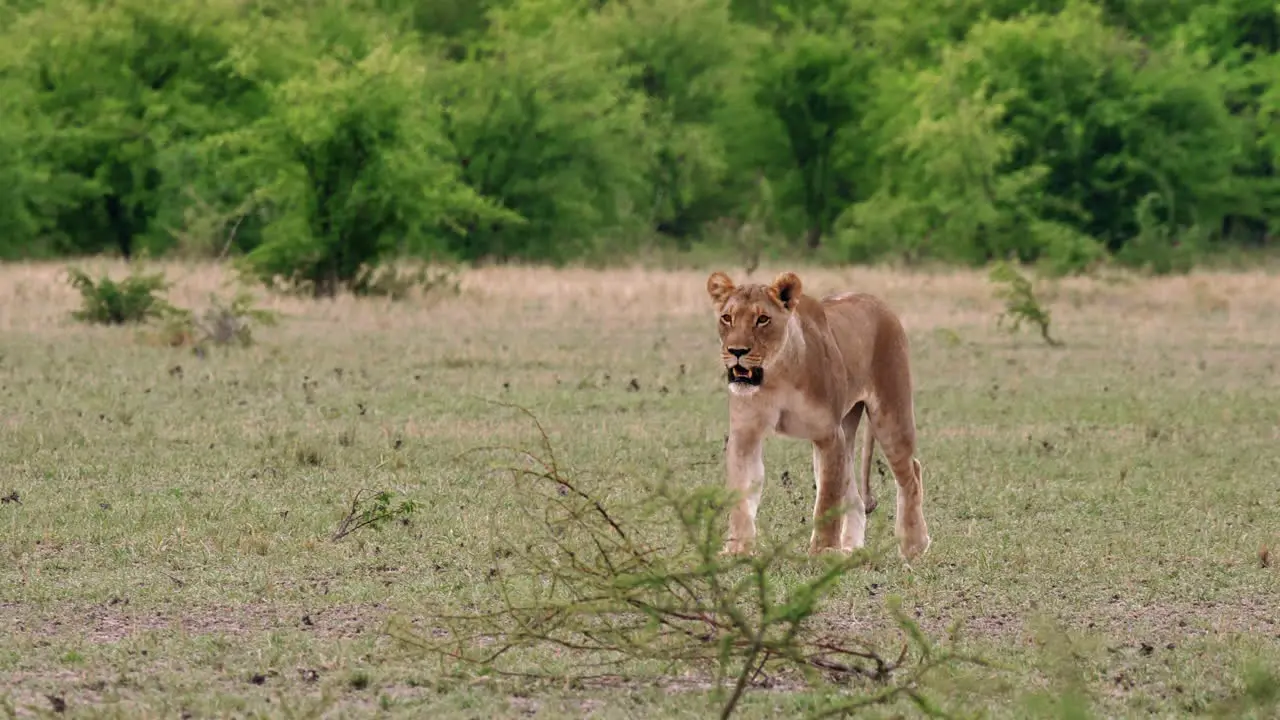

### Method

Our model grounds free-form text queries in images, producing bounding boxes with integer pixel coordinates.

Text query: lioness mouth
[727,365,763,386]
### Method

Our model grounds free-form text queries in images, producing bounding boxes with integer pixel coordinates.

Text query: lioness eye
[720,313,732,324]
[756,315,770,326]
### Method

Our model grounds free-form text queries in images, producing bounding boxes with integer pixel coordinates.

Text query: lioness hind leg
[845,404,877,516]
[871,411,931,562]
[838,406,869,552]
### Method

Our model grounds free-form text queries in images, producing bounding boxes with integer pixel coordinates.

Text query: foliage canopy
[1,0,1276,283]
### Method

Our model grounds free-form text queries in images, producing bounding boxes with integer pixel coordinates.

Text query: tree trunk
[804,224,822,250]
[105,195,133,260]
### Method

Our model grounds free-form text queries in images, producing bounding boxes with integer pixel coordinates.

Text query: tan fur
[706,270,932,561]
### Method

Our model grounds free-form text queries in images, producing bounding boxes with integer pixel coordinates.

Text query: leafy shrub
[430,0,652,262]
[593,0,757,243]
[839,3,1251,271]
[66,267,184,325]
[210,44,512,296]
[989,261,1061,346]
[5,0,268,260]
[352,263,461,301]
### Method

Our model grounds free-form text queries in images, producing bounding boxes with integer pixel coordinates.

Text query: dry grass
[5,257,1277,335]
[1,257,1278,718]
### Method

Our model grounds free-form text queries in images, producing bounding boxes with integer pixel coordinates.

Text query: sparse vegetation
[153,288,280,350]
[67,264,278,349]
[181,289,276,348]
[188,289,280,348]
[331,490,418,542]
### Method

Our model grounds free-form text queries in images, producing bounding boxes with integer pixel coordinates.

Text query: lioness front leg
[841,407,869,552]
[809,431,856,555]
[722,428,766,556]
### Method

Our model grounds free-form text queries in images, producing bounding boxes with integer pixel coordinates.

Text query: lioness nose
[728,347,749,358]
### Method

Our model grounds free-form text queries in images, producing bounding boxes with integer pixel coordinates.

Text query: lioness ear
[706,271,736,306]
[770,271,802,310]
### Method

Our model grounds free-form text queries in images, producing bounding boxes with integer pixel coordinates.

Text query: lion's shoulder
[793,290,909,390]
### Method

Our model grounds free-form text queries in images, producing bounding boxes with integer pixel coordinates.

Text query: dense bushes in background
[1,0,270,259]
[0,0,1276,284]
[838,4,1252,271]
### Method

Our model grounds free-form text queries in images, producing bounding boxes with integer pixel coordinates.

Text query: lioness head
[706,271,803,390]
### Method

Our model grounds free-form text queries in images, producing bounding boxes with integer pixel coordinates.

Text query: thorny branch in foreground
[386,403,987,718]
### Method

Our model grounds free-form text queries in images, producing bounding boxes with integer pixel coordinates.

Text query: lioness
[706,270,932,561]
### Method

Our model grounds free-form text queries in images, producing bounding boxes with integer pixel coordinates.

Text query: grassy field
[1,258,1278,719]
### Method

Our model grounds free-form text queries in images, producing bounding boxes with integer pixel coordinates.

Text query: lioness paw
[807,535,849,558]
[899,533,932,562]
[719,539,754,557]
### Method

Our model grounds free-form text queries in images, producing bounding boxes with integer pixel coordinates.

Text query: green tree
[593,0,761,244]
[4,0,268,259]
[748,1,882,249]
[0,33,40,258]
[1175,0,1280,243]
[430,0,652,261]
[208,44,510,296]
[840,3,1250,270]
[376,0,509,51]
[0,110,40,258]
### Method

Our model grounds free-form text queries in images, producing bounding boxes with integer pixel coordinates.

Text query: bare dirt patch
[4,600,392,644]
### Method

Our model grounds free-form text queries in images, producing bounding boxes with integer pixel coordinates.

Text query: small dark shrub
[352,263,461,301]
[195,290,279,347]
[66,267,184,325]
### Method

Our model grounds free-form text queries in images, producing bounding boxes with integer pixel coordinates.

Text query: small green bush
[352,263,461,301]
[989,261,1061,347]
[331,490,418,542]
[183,289,280,348]
[66,267,184,325]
